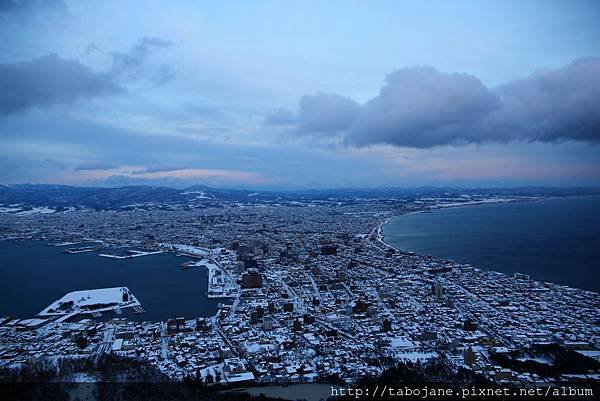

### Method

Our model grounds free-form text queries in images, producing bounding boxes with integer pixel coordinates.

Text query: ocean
[0,241,222,320]
[382,195,600,292]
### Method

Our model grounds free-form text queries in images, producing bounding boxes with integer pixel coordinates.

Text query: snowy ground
[0,205,56,214]
[16,206,56,215]
[193,259,238,298]
[159,243,212,257]
[431,197,523,208]
[395,351,439,362]
[38,287,141,316]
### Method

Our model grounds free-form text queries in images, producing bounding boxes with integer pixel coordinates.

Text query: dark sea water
[383,195,600,292]
[0,241,221,320]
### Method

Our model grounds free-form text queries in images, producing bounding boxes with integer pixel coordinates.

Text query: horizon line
[2,182,600,193]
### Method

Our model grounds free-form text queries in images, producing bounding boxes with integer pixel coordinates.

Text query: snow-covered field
[432,197,521,208]
[159,243,212,256]
[395,351,439,362]
[0,205,56,214]
[192,259,238,298]
[0,206,23,213]
[38,287,141,316]
[16,206,56,215]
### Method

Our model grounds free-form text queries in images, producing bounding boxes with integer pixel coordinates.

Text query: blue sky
[1,0,599,189]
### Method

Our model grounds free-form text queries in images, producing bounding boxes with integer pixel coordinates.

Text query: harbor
[0,241,223,322]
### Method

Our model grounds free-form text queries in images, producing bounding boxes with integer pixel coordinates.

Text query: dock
[180,260,196,270]
[98,250,163,259]
[64,245,101,254]
[132,305,146,314]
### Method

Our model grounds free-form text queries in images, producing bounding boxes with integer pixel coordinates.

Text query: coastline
[374,197,534,253]
[375,193,567,252]
[376,195,600,294]
[0,240,227,321]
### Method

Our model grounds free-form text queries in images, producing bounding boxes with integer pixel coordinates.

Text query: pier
[63,245,101,254]
[98,250,163,259]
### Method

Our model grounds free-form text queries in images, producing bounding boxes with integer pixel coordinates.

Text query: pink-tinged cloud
[435,160,600,181]
[396,156,600,182]
[361,143,600,184]
[55,166,273,186]
[131,168,270,184]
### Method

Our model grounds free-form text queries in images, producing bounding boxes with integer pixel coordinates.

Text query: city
[1,190,598,391]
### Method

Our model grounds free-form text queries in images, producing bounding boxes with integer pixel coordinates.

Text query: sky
[1,0,599,189]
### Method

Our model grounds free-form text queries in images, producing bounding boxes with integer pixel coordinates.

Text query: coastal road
[93,327,115,364]
[160,322,168,359]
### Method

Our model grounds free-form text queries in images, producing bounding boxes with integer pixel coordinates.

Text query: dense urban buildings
[1,189,598,390]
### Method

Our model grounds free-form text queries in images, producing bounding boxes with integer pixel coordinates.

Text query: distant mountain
[0,183,598,211]
[0,184,181,209]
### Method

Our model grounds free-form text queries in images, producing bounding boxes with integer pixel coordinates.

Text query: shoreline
[374,197,530,252]
[375,198,528,251]
[375,194,559,251]
[376,196,599,294]
[0,240,230,322]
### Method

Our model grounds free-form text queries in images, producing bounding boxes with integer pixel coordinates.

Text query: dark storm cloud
[297,92,360,133]
[347,66,501,148]
[75,161,119,171]
[0,36,174,115]
[0,53,120,115]
[285,58,600,148]
[0,0,64,15]
[491,57,600,144]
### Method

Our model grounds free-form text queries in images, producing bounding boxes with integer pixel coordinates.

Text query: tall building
[196,318,209,332]
[263,316,273,331]
[464,318,477,331]
[431,283,444,300]
[464,346,476,366]
[242,269,262,288]
[303,314,315,324]
[250,311,259,324]
[320,244,337,255]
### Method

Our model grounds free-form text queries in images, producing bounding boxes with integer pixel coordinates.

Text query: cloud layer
[0,37,173,115]
[0,54,119,114]
[280,58,600,148]
[297,93,360,133]
[0,0,65,16]
[109,37,174,84]
[493,58,600,144]
[75,161,119,171]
